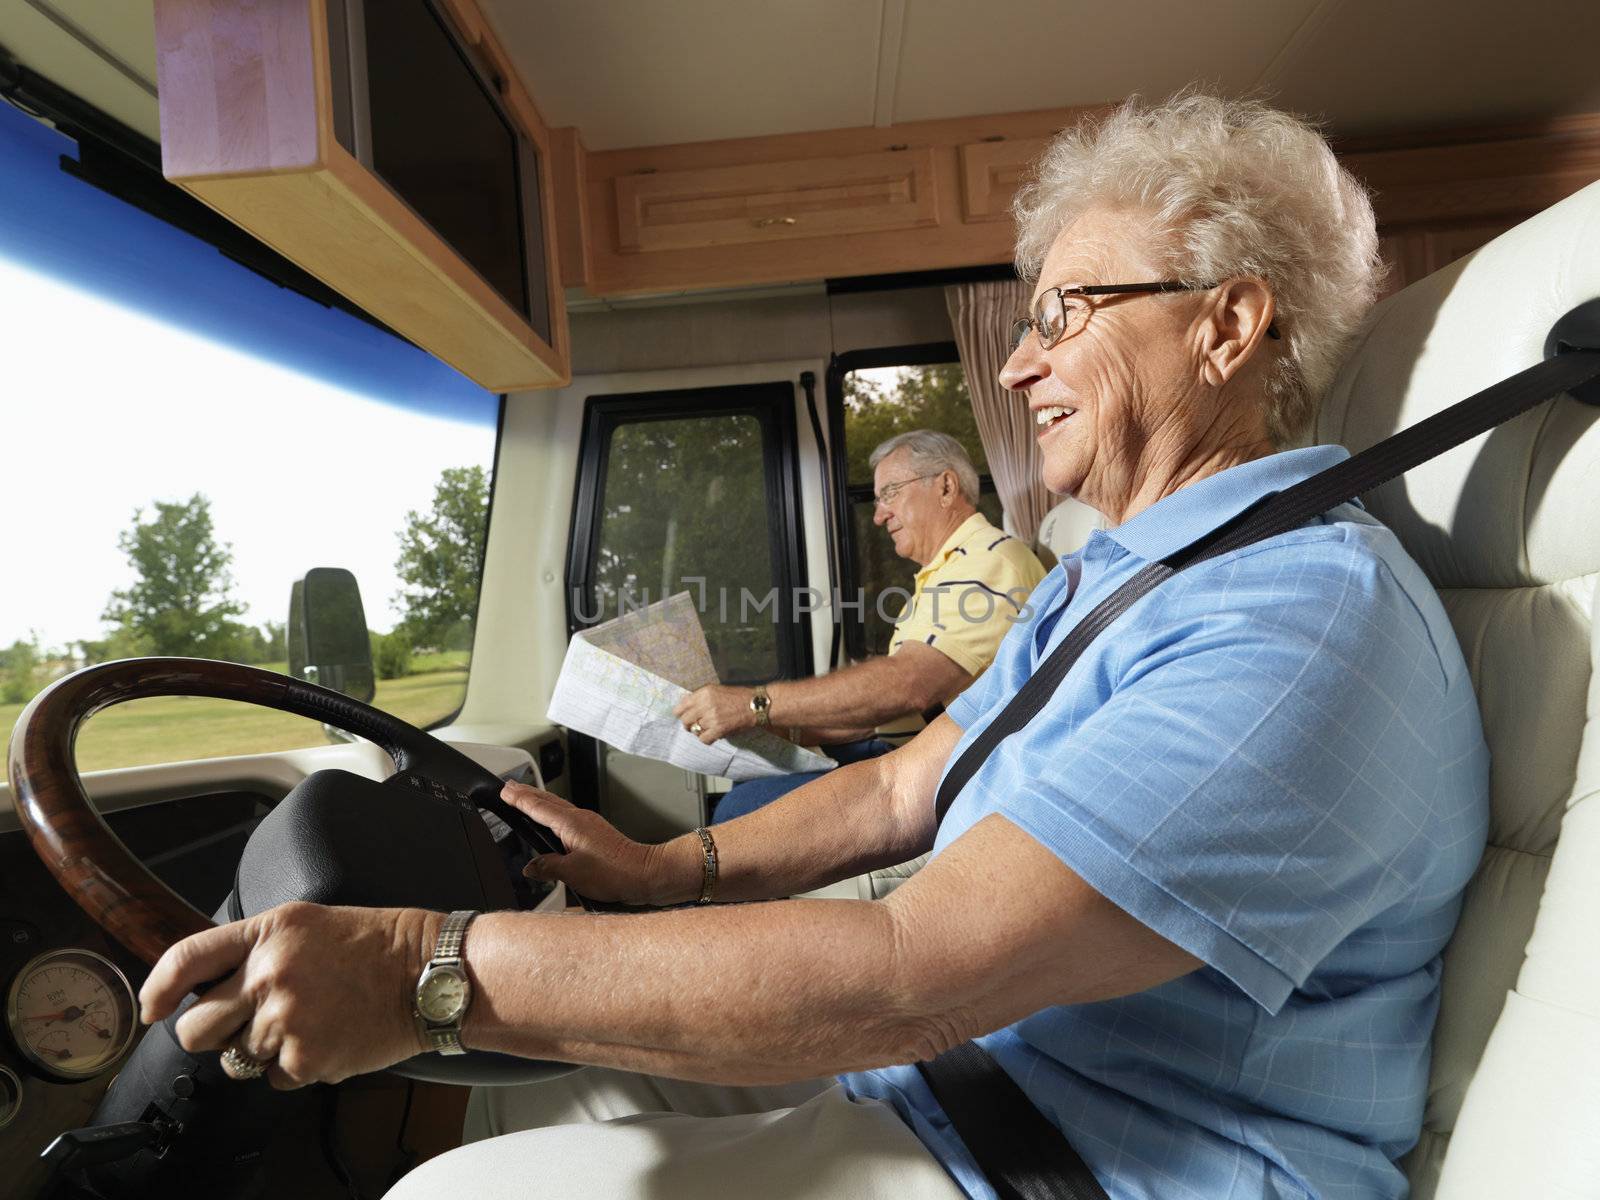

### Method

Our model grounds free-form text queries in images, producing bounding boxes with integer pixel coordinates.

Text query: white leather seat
[1316,179,1600,1199]
[1034,495,1102,562]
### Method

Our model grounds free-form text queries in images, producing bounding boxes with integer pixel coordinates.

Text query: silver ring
[220,1045,268,1082]
[689,722,703,735]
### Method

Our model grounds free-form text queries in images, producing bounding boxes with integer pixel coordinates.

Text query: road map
[548,593,837,781]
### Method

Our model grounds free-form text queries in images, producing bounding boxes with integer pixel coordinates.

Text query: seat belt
[915,344,1600,1200]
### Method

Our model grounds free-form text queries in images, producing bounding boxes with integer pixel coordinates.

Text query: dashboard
[0,790,273,1197]
[0,737,538,1199]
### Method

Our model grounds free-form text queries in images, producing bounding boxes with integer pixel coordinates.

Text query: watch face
[417,966,469,1023]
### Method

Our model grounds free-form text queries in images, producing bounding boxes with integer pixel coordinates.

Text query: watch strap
[414,910,477,1055]
[434,908,475,964]
[421,1024,466,1055]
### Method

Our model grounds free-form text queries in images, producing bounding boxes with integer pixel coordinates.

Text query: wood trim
[960,137,1048,223]
[1331,111,1600,155]
[9,662,278,967]
[614,147,938,254]
[590,105,1101,176]
[551,126,591,288]
[1346,129,1600,229]
[153,0,325,178]
[436,0,546,142]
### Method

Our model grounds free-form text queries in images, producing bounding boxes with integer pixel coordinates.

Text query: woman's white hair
[1013,92,1385,446]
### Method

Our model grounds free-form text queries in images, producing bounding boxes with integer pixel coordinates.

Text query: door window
[568,384,810,684]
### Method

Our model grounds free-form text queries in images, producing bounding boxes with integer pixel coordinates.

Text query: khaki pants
[383,1067,966,1199]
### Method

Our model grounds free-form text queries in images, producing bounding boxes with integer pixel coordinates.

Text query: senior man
[142,93,1487,1200]
[680,429,1045,823]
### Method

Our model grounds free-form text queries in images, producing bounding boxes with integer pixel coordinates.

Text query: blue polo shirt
[842,446,1489,1199]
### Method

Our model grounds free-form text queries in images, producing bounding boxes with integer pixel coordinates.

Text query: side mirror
[288,567,376,703]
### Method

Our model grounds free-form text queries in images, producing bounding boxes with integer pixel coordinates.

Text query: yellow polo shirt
[887,513,1047,676]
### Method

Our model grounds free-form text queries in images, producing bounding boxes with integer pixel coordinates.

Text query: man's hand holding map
[547,593,837,781]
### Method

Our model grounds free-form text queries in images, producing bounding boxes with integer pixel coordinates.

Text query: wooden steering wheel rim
[6,657,449,966]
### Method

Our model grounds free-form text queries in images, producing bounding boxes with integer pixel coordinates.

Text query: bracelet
[693,826,719,904]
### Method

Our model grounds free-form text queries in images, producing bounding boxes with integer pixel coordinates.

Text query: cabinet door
[958,137,1049,223]
[614,148,938,255]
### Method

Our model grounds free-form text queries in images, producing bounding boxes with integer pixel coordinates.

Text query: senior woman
[140,94,1487,1200]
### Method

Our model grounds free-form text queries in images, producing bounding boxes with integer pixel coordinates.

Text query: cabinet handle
[753,216,798,228]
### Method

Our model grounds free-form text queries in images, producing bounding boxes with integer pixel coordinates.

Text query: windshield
[0,100,500,772]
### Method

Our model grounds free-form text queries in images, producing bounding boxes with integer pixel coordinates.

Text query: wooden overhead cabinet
[152,0,569,392]
[582,110,1086,296]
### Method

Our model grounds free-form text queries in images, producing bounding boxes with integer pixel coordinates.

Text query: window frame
[825,343,999,661]
[565,381,814,683]
[424,394,505,731]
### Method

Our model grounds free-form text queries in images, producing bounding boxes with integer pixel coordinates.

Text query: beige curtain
[945,281,1056,544]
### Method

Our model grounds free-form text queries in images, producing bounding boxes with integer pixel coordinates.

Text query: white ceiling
[481,0,1600,149]
[4,0,1600,152]
[0,0,158,139]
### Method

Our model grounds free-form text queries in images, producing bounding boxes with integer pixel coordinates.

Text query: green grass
[407,649,470,674]
[1,668,469,774]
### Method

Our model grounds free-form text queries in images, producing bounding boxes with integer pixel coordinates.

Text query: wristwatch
[413,909,477,1055]
[749,684,772,727]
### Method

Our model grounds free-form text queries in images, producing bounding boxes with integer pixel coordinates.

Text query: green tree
[371,628,413,680]
[76,626,151,666]
[2,636,41,705]
[394,466,491,652]
[101,494,249,659]
[842,365,989,484]
[261,620,287,662]
[232,625,273,664]
[584,414,777,682]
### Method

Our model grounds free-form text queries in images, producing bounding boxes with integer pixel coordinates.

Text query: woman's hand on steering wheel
[503,782,692,907]
[140,902,436,1089]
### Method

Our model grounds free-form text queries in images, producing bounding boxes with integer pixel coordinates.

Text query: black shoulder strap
[916,1041,1109,1200]
[920,346,1600,1200]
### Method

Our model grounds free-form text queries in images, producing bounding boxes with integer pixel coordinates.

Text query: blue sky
[0,97,497,424]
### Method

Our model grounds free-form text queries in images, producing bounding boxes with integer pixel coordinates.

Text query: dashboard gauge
[0,1065,19,1128]
[6,949,138,1081]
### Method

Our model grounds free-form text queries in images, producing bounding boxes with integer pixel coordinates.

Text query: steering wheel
[7,656,590,1087]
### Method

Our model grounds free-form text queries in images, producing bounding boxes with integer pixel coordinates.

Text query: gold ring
[689,722,703,735]
[220,1045,269,1082]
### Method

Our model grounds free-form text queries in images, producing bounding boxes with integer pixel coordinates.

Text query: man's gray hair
[869,430,980,505]
[1012,92,1384,446]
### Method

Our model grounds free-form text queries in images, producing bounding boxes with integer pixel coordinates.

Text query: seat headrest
[1035,495,1102,561]
[1316,180,1600,589]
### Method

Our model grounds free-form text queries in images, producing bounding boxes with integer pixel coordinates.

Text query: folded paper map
[548,593,837,781]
